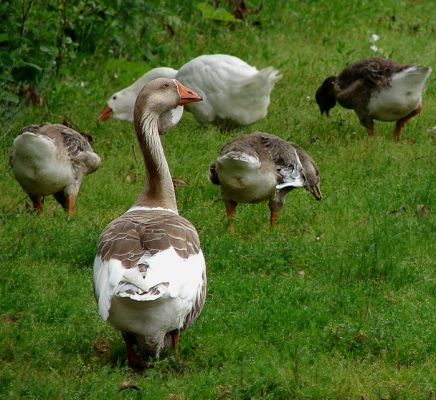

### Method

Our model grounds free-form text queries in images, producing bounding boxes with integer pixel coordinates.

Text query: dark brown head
[315,76,337,116]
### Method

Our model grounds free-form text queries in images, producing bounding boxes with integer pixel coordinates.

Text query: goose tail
[240,67,282,96]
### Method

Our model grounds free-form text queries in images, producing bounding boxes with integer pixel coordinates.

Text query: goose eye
[112,95,117,100]
[162,82,170,89]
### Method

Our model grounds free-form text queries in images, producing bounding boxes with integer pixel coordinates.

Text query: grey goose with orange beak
[93,78,206,369]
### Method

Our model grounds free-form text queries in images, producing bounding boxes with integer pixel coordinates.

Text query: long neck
[133,111,178,212]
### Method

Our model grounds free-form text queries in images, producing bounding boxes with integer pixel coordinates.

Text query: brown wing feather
[97,209,201,269]
[56,125,93,157]
[337,57,411,90]
[252,131,299,168]
[19,123,93,158]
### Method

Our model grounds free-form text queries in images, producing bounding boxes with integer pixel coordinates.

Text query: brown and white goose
[209,132,321,231]
[10,123,101,215]
[93,78,206,369]
[315,57,432,140]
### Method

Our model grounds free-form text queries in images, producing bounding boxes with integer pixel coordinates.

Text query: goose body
[209,132,321,229]
[315,57,432,140]
[10,124,100,215]
[94,208,206,359]
[93,78,206,368]
[98,54,281,127]
[176,54,282,126]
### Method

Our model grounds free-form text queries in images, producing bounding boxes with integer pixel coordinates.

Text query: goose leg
[53,191,67,209]
[54,191,75,215]
[30,195,44,214]
[394,104,422,141]
[66,194,76,216]
[268,196,285,227]
[360,117,374,136]
[224,200,237,233]
[122,332,147,370]
[357,112,375,136]
[170,329,180,355]
[270,209,280,227]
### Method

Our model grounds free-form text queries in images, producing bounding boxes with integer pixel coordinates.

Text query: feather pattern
[97,209,201,266]
[209,132,321,227]
[336,58,411,91]
[10,123,100,214]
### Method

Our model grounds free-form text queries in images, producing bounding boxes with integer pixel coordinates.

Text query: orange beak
[175,80,202,105]
[97,104,113,121]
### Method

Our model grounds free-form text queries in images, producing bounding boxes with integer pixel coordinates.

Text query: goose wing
[253,132,305,189]
[338,58,411,90]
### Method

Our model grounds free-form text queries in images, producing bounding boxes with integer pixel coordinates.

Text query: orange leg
[394,104,423,141]
[31,196,44,214]
[224,200,237,234]
[66,194,75,216]
[270,209,280,227]
[367,125,374,136]
[122,333,147,370]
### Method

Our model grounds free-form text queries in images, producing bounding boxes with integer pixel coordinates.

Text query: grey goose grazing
[209,132,321,231]
[93,78,206,369]
[10,123,101,215]
[315,57,432,140]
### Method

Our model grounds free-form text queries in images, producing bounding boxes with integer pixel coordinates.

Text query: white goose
[10,123,101,215]
[98,54,282,127]
[93,78,206,369]
[209,132,322,230]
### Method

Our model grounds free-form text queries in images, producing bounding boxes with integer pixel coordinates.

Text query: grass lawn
[0,1,435,399]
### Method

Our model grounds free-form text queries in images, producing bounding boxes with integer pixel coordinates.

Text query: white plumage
[12,132,74,195]
[98,54,282,127]
[368,66,432,121]
[94,246,205,335]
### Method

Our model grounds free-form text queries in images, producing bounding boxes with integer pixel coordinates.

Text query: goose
[98,54,282,127]
[315,57,432,140]
[10,123,101,215]
[93,78,206,369]
[209,132,321,231]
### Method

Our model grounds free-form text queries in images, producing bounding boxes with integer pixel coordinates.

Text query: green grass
[1,1,435,399]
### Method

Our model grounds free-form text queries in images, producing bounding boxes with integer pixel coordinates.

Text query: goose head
[315,76,337,116]
[302,161,322,200]
[134,78,202,125]
[98,67,178,122]
[98,89,132,121]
